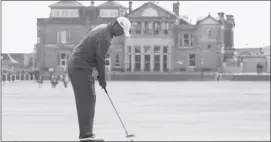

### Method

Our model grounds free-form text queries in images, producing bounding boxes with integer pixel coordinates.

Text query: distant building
[235,46,270,73]
[172,12,235,72]
[35,0,236,76]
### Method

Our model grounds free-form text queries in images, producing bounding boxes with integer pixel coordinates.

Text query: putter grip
[104,88,108,94]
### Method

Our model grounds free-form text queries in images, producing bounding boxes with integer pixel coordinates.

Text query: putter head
[126,134,135,138]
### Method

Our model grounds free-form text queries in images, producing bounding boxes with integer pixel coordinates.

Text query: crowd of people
[50,73,69,88]
[1,69,69,88]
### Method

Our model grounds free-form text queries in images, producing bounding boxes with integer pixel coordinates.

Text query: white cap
[116,17,131,37]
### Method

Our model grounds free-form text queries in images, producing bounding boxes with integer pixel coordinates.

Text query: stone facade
[35,1,236,76]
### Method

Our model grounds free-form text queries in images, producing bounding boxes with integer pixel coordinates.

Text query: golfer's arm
[96,35,110,78]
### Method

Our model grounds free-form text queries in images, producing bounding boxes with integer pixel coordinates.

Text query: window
[144,46,151,54]
[57,31,71,44]
[134,46,141,71]
[115,53,120,68]
[105,53,110,67]
[100,10,107,17]
[127,46,132,71]
[58,52,69,67]
[144,22,149,34]
[70,11,78,17]
[109,11,117,17]
[163,55,168,71]
[154,22,160,34]
[100,9,118,18]
[128,54,132,71]
[64,11,69,17]
[164,22,169,34]
[134,55,141,71]
[130,22,135,34]
[144,46,151,71]
[208,44,212,49]
[184,33,189,47]
[134,46,141,54]
[51,10,60,17]
[144,54,151,71]
[163,46,168,54]
[154,46,160,54]
[51,9,79,18]
[190,34,193,46]
[135,22,141,34]
[70,11,74,17]
[180,36,182,47]
[154,55,160,71]
[180,33,192,48]
[189,54,196,67]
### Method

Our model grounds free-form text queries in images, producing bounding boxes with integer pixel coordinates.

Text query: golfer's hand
[97,75,107,89]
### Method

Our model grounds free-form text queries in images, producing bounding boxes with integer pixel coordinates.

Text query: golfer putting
[68,17,133,142]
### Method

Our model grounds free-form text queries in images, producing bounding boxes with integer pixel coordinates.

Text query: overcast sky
[2,1,270,53]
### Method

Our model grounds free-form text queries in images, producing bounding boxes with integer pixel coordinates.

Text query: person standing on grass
[62,73,69,88]
[67,17,131,142]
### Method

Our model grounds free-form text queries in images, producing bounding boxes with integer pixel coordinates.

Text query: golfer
[67,17,131,141]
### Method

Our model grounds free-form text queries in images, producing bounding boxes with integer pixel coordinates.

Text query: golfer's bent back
[67,17,131,142]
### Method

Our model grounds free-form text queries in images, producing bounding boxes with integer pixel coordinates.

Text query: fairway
[2,81,270,141]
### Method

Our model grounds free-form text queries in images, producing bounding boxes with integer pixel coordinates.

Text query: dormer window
[100,9,118,18]
[51,9,79,18]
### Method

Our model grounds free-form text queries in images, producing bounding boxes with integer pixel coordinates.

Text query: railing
[1,73,36,83]
[131,29,170,36]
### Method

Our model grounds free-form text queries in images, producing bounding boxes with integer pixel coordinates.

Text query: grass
[2,81,270,141]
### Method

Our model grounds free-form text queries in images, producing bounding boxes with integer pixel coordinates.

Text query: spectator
[256,62,261,74]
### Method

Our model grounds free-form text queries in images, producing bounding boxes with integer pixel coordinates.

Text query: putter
[104,88,135,140]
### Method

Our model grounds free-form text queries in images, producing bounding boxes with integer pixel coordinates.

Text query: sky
[2,1,270,53]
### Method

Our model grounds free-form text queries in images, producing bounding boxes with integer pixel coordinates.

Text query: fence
[1,73,36,83]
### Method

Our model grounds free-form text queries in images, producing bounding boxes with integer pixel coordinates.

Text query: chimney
[173,1,180,16]
[129,1,132,13]
[226,14,235,26]
[217,12,225,21]
[226,14,233,20]
[91,0,95,6]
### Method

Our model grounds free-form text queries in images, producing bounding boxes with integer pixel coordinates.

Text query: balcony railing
[130,29,170,36]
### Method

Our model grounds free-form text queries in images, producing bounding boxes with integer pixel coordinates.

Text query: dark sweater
[68,24,113,78]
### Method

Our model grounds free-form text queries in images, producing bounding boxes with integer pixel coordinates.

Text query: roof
[49,1,84,8]
[127,2,176,18]
[196,14,221,25]
[154,2,192,24]
[126,2,191,24]
[97,1,127,9]
[1,53,32,66]
[1,53,21,65]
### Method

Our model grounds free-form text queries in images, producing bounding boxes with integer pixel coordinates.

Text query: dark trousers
[68,67,96,139]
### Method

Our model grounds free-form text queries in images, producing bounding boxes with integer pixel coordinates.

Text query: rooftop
[97,1,127,9]
[49,1,84,8]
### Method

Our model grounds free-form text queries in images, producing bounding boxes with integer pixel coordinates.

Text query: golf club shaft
[104,88,130,136]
